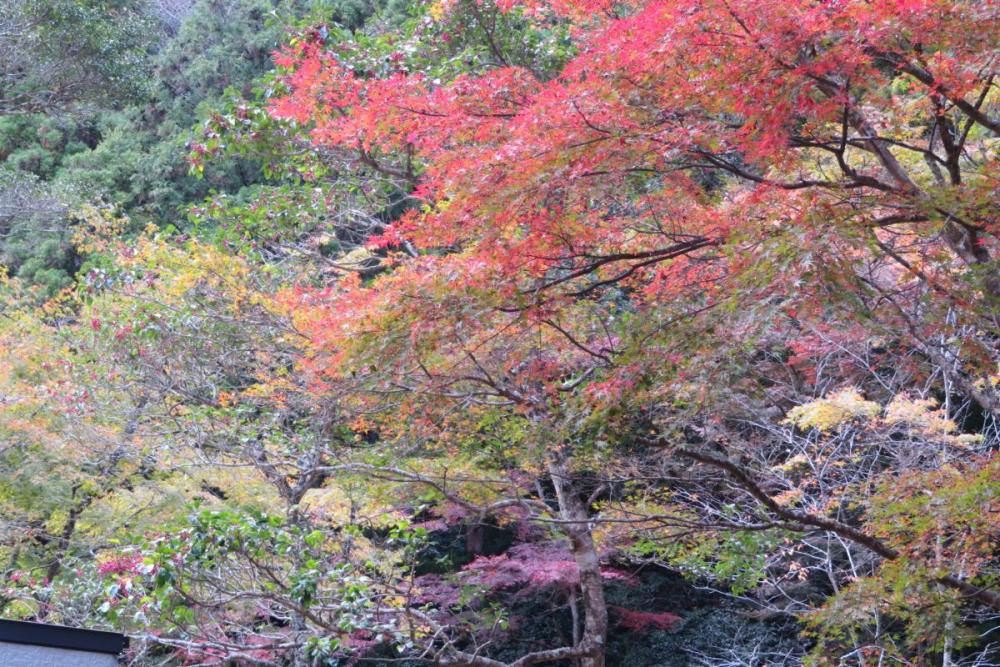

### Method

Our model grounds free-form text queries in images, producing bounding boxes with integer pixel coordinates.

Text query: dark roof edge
[0,618,127,655]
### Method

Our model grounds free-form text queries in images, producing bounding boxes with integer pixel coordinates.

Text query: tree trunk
[548,455,608,667]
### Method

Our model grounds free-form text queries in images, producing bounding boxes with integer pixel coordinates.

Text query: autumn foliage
[1,1,998,666]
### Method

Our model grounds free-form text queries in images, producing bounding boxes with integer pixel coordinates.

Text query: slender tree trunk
[548,454,607,667]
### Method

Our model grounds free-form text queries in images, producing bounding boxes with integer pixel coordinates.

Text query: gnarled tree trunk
[548,454,608,667]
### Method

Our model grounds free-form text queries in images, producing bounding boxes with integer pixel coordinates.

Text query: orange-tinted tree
[268,0,999,664]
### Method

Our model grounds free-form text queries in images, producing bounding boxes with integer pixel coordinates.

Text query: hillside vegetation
[0,1,998,666]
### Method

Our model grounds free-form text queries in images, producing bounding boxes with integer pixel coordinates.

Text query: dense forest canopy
[0,1,997,665]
